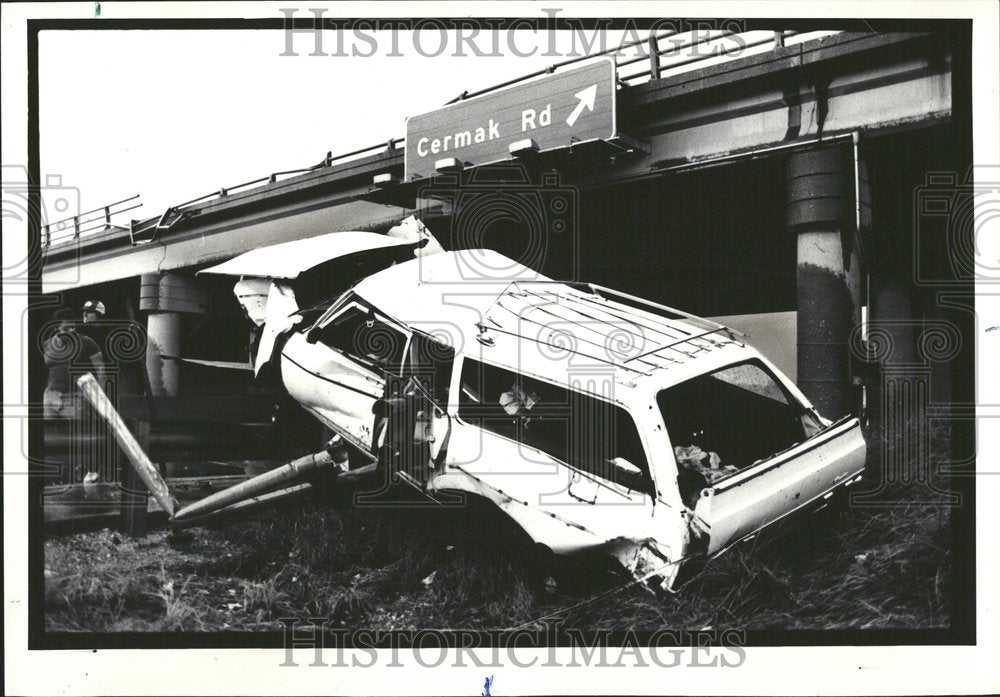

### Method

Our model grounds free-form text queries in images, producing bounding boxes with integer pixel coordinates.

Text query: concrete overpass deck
[41,30,952,293]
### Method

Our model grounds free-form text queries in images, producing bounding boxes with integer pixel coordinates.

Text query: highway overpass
[38,27,969,422]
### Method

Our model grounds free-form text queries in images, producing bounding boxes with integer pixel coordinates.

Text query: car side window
[459,358,652,494]
[400,333,455,405]
[313,304,407,374]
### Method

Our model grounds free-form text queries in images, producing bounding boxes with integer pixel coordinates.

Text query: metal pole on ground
[76,373,176,518]
[120,419,151,536]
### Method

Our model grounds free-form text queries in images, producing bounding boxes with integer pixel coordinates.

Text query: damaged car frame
[82,221,868,592]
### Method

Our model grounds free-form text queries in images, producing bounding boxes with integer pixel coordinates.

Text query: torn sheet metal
[254,282,300,375]
[198,230,420,279]
[386,215,446,257]
[233,276,271,326]
[603,537,682,592]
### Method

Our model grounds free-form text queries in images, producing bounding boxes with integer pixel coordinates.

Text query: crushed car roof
[198,230,418,279]
[353,250,751,395]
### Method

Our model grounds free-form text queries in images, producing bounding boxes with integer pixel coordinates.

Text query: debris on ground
[43,463,952,634]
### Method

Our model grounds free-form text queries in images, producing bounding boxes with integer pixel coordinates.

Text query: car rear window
[657,360,808,506]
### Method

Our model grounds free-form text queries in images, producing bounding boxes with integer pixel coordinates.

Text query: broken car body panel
[281,299,411,452]
[199,230,423,376]
[188,239,868,591]
[198,230,420,279]
[692,415,866,556]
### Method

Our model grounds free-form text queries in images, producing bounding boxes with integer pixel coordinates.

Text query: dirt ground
[44,501,547,632]
[44,469,954,634]
[42,417,956,633]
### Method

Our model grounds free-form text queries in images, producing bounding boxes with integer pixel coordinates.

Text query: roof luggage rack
[474,279,746,374]
[586,283,745,338]
[583,283,746,363]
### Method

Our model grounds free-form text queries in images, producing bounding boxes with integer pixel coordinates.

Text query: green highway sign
[405,58,617,181]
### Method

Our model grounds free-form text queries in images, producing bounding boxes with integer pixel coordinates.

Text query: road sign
[405,58,617,181]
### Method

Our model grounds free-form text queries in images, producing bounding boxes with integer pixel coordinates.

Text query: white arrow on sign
[565,84,598,127]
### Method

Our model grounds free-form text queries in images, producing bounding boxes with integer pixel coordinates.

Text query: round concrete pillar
[139,272,207,397]
[787,147,862,419]
[145,311,182,396]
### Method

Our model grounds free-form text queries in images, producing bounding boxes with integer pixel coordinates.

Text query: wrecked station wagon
[180,225,868,591]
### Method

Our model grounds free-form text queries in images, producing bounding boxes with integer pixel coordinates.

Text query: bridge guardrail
[44,29,841,250]
[42,194,142,247]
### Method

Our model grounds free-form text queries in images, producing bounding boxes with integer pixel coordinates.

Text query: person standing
[43,308,106,418]
[79,299,108,352]
[43,308,109,484]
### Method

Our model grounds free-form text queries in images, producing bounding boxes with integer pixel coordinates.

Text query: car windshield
[656,360,815,506]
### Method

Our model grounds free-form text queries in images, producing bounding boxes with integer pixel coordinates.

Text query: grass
[44,420,956,634]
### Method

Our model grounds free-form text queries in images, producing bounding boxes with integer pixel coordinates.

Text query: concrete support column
[145,311,182,396]
[139,273,207,397]
[787,147,862,419]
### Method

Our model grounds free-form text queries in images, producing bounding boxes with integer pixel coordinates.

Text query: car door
[659,360,868,556]
[691,417,866,555]
[281,300,409,451]
[371,332,456,482]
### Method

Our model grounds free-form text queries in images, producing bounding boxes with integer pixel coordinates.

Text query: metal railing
[159,138,406,215]
[42,194,142,247]
[47,28,840,250]
[445,29,840,98]
[619,30,812,84]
